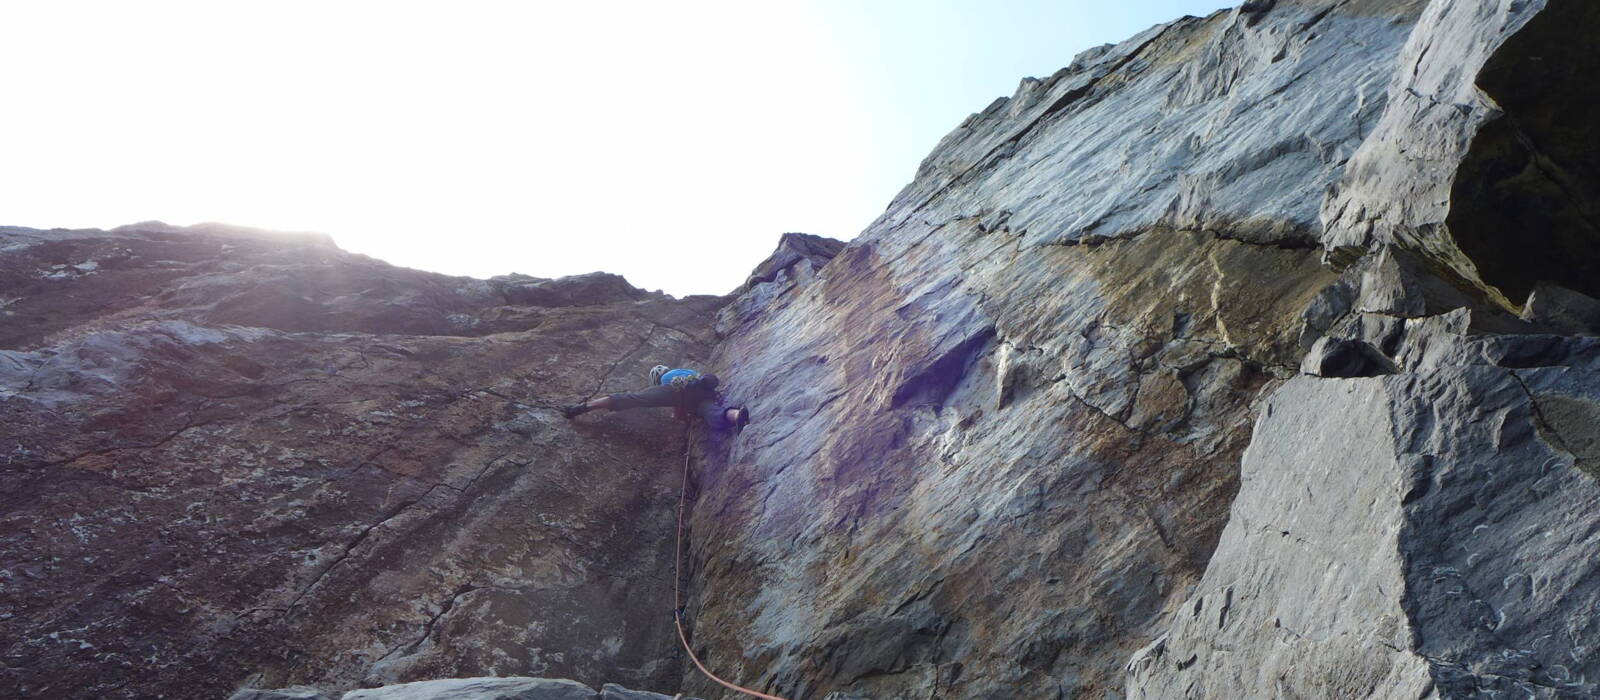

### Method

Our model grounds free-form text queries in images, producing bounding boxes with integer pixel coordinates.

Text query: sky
[1,0,1229,296]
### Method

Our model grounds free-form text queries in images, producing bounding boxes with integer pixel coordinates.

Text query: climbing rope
[674,429,791,700]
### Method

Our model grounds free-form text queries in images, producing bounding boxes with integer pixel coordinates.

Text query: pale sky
[1,1,1228,296]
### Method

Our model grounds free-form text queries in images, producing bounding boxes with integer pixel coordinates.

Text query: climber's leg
[607,384,681,410]
[695,399,729,429]
[564,385,678,418]
[694,400,750,431]
[728,405,750,430]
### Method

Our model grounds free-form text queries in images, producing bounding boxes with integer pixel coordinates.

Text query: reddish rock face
[0,223,722,698]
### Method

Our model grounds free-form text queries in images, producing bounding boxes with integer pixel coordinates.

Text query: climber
[563,365,751,430]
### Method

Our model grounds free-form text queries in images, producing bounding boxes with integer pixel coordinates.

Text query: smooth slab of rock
[598,682,696,699]
[342,677,597,700]
[229,687,334,700]
[1126,376,1435,698]
[1129,354,1600,697]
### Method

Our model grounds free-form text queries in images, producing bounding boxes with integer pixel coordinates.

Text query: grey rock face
[1125,0,1600,687]
[1320,0,1541,264]
[696,224,1335,699]
[1299,335,1395,377]
[1522,282,1600,336]
[598,681,689,699]
[678,1,1450,697]
[684,0,1600,698]
[231,678,694,700]
[737,232,845,294]
[341,677,597,700]
[1129,352,1600,697]
[229,686,335,700]
[1125,376,1434,698]
[892,1,1426,251]
[1323,0,1600,308]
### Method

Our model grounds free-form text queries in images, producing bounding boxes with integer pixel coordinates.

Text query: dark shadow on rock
[1449,0,1600,305]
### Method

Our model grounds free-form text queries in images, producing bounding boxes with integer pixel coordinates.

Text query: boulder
[341,677,596,700]
[598,682,692,699]
[229,687,335,700]
[1129,354,1600,697]
[1299,335,1395,377]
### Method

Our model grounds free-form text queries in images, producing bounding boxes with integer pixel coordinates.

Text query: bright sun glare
[2,0,1228,295]
[3,2,878,295]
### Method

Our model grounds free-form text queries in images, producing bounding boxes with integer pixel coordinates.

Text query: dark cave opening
[1448,0,1600,305]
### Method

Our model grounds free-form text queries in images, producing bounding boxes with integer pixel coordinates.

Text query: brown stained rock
[681,221,1328,697]
[0,225,722,698]
[1127,369,1189,433]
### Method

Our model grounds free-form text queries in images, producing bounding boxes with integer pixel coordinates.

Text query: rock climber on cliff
[563,365,751,430]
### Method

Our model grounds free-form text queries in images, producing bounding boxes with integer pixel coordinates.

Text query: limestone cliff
[5,0,1600,699]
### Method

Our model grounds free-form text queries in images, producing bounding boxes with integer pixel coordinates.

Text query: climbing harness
[674,428,791,700]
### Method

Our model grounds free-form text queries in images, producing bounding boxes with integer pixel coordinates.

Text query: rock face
[340,677,598,700]
[231,676,693,700]
[6,0,1600,698]
[1323,0,1600,304]
[1128,353,1600,698]
[682,1,1417,697]
[1,223,720,697]
[229,687,334,700]
[679,0,1600,698]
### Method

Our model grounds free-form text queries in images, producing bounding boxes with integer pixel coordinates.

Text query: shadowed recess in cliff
[889,327,997,410]
[1448,0,1600,304]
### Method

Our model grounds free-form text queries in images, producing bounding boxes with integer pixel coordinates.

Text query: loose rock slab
[341,677,596,700]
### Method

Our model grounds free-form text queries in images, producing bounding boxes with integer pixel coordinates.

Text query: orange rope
[674,430,791,700]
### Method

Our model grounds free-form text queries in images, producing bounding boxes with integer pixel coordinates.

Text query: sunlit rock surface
[682,0,1600,698]
[687,0,1416,696]
[7,0,1600,698]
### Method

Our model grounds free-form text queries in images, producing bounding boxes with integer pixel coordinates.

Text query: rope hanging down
[674,430,791,700]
